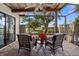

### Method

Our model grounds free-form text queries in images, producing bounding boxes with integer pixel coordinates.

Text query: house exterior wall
[0,3,19,40]
[59,23,75,42]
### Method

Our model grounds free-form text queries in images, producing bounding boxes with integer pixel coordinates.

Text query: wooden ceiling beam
[43,7,54,11]
[12,8,56,12]
[12,9,34,12]
[12,9,55,12]
[12,7,35,12]
[53,3,61,11]
[4,3,14,9]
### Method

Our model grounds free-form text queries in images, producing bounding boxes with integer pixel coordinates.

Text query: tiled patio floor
[0,40,79,56]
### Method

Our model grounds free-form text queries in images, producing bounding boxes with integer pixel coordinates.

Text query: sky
[49,4,79,27]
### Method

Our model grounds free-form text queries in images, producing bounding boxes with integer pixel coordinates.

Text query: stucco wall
[0,3,19,40]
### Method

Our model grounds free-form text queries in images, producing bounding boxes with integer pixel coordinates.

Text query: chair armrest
[46,40,53,45]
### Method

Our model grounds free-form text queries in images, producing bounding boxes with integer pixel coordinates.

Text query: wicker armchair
[17,34,33,54]
[46,33,65,55]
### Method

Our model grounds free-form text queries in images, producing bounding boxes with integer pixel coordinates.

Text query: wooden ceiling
[4,3,66,12]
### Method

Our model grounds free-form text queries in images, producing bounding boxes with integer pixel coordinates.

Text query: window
[0,12,16,48]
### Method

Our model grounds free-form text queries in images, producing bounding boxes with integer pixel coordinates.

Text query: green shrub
[35,30,43,34]
[47,29,54,34]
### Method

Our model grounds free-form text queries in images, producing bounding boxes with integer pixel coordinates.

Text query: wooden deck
[0,40,79,56]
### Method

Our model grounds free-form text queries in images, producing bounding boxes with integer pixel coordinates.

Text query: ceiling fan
[34,3,45,11]
[25,3,52,12]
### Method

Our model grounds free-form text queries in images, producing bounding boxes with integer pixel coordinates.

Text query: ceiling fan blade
[34,4,46,12]
[25,6,35,9]
[34,7,39,11]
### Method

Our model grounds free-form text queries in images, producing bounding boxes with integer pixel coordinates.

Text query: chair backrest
[53,34,65,48]
[17,34,31,50]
